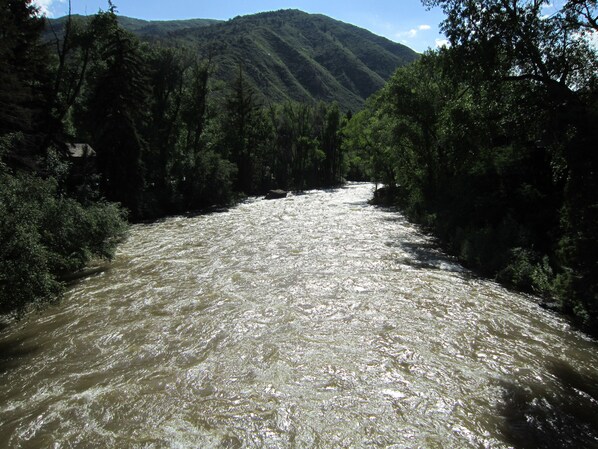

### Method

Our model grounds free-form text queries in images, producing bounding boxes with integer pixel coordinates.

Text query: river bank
[369,185,596,338]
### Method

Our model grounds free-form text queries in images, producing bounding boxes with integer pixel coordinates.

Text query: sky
[31,0,451,52]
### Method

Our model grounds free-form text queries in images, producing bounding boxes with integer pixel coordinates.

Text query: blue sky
[33,0,450,52]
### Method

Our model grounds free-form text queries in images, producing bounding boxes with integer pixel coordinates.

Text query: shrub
[0,168,127,316]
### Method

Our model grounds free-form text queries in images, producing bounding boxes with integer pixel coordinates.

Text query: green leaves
[423,0,597,94]
[354,1,598,331]
[0,167,127,316]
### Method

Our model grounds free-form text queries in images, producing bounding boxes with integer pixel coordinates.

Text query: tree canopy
[352,0,598,332]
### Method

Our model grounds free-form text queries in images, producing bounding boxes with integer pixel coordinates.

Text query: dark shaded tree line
[346,0,598,332]
[64,6,349,218]
[0,0,128,317]
[1,1,351,316]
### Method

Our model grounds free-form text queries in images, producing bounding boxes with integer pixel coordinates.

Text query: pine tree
[0,0,50,161]
[81,10,149,218]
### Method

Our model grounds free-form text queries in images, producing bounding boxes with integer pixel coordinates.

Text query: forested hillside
[162,10,418,111]
[47,9,419,111]
[45,14,222,39]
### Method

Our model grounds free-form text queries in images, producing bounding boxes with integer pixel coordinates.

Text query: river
[1,183,597,448]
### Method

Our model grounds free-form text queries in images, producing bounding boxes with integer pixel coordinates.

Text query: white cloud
[435,39,450,48]
[396,24,432,40]
[396,29,415,39]
[31,0,65,17]
[31,0,52,16]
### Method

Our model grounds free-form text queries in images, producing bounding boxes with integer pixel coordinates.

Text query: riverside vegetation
[344,0,598,333]
[2,0,598,335]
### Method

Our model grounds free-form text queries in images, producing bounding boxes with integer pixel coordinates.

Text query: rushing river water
[1,183,598,448]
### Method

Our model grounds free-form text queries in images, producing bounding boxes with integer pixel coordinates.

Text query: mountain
[152,10,420,111]
[46,9,419,111]
[115,16,223,37]
[44,14,221,39]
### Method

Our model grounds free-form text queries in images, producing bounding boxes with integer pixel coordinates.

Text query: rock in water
[265,189,288,200]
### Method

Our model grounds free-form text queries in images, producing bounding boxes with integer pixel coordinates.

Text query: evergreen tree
[144,46,188,215]
[80,9,149,219]
[225,65,262,193]
[0,0,50,160]
[319,103,343,186]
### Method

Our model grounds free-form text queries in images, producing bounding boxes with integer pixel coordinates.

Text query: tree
[143,46,188,214]
[42,3,96,153]
[270,102,321,190]
[224,65,264,193]
[422,0,597,98]
[319,102,343,186]
[379,0,598,329]
[181,57,211,156]
[79,9,149,219]
[562,0,598,31]
[0,0,50,160]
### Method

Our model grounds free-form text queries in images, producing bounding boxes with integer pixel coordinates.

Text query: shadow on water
[376,208,483,281]
[184,206,230,219]
[386,237,472,275]
[0,334,39,374]
[399,241,446,262]
[290,185,349,196]
[61,265,109,286]
[497,360,598,449]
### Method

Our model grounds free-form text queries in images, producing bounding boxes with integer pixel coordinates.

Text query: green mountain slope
[160,10,419,111]
[115,16,223,37]
[44,14,221,39]
[47,9,418,111]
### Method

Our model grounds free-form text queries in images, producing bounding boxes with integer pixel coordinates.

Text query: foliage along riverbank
[344,0,598,334]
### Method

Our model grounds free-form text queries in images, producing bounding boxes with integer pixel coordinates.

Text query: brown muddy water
[1,183,597,448]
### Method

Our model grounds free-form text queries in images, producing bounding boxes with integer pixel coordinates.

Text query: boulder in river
[265,189,288,200]
[369,186,391,205]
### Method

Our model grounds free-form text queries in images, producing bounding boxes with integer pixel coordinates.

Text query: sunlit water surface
[1,183,598,448]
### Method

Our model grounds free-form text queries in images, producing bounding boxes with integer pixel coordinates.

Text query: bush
[0,168,127,316]
[497,248,554,295]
